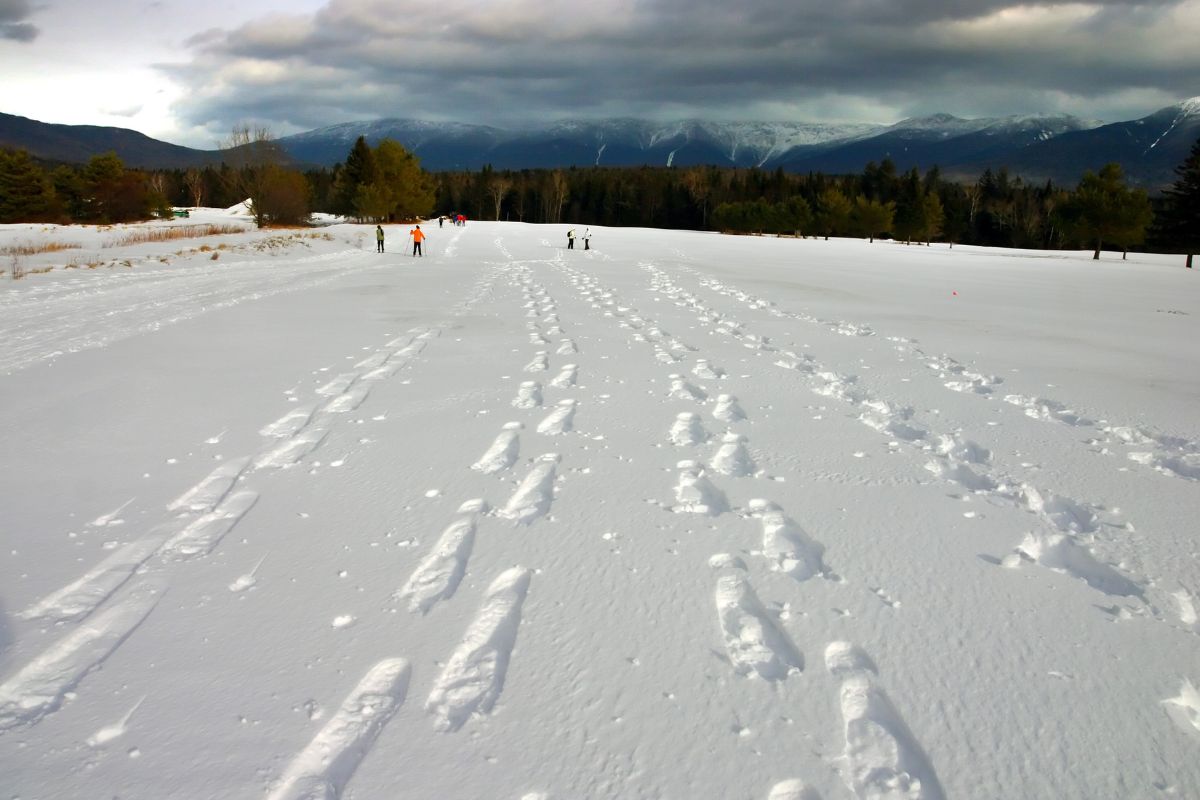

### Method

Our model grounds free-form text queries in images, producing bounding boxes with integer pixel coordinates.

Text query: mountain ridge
[3,99,1198,187]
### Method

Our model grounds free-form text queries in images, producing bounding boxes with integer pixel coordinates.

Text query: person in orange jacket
[410,224,425,257]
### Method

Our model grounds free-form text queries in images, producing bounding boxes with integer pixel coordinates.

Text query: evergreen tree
[0,149,57,223]
[850,196,895,243]
[375,139,434,221]
[75,152,157,223]
[51,165,85,220]
[814,188,852,239]
[779,195,812,236]
[1058,163,1153,260]
[352,183,394,222]
[335,136,378,218]
[920,192,945,245]
[893,169,925,244]
[1156,136,1200,268]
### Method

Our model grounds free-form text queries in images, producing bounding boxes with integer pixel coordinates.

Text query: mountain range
[3,98,1199,188]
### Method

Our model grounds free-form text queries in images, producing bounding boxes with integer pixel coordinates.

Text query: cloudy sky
[2,0,1198,148]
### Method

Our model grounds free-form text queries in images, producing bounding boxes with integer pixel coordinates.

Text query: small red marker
[952,291,958,296]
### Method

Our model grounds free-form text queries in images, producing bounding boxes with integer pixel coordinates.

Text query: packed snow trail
[1,219,1198,799]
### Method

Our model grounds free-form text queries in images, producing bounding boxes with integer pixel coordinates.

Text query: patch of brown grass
[0,240,81,257]
[103,224,246,248]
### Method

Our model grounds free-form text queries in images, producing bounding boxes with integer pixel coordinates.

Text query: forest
[2,131,1197,266]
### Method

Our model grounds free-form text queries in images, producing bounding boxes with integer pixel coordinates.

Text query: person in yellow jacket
[410,224,425,257]
[376,225,385,253]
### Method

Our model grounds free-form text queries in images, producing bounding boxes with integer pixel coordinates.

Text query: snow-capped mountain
[2,100,1197,186]
[274,111,1136,181]
[996,98,1200,187]
[278,118,885,171]
[280,120,512,167]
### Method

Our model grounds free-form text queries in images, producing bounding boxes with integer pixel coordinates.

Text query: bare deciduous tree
[219,125,286,227]
[147,171,168,199]
[547,170,569,223]
[487,176,512,221]
[183,168,205,208]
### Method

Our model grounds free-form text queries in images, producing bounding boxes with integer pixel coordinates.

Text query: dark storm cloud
[166,0,1200,136]
[0,0,38,41]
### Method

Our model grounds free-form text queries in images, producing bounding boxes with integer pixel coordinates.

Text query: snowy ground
[1,210,1198,800]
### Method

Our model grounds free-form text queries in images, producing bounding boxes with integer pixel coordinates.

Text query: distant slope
[5,100,1199,187]
[0,112,217,168]
[276,118,884,171]
[776,114,1101,177]
[990,99,1200,187]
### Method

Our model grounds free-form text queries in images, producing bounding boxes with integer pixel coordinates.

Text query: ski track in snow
[712,556,803,680]
[0,248,379,375]
[159,490,260,561]
[267,658,411,800]
[18,532,173,624]
[512,380,543,409]
[690,268,1200,482]
[750,499,828,582]
[166,456,252,513]
[425,567,532,732]
[2,295,485,729]
[0,583,162,733]
[632,262,1156,612]
[396,500,488,614]
[826,642,946,800]
[497,453,560,524]
[767,780,824,800]
[546,250,1194,795]
[6,226,1196,796]
[472,422,524,474]
[536,399,577,435]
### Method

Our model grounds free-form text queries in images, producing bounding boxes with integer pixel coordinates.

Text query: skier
[376,225,385,253]
[438,215,444,229]
[410,224,425,257]
[584,228,591,250]
[567,228,576,249]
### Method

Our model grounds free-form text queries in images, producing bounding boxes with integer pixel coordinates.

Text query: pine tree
[779,195,812,236]
[892,168,925,244]
[1058,163,1153,260]
[921,192,945,245]
[374,139,434,221]
[849,196,894,243]
[1157,136,1200,268]
[335,136,378,218]
[0,149,57,223]
[814,188,852,239]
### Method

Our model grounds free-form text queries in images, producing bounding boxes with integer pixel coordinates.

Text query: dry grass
[103,224,246,248]
[0,240,82,257]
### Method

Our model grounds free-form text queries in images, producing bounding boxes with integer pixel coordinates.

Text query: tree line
[432,152,1196,263]
[2,131,1197,266]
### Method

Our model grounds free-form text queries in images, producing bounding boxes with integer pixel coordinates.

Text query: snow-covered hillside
[1,214,1198,799]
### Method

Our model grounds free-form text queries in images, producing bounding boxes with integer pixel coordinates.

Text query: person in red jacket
[410,225,425,257]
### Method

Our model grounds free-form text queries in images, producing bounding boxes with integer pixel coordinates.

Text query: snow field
[1,218,1198,798]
